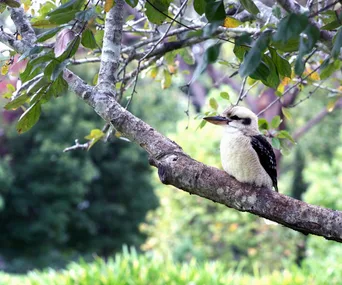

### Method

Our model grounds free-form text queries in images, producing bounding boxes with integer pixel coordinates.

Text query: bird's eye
[230,115,240,120]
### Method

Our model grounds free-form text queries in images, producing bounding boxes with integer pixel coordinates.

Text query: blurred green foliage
[0,247,334,285]
[0,80,186,273]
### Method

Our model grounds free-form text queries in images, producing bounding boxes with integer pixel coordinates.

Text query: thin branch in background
[292,79,342,95]
[235,77,247,105]
[288,78,329,108]
[70,57,101,65]
[126,0,189,109]
[309,0,340,18]
[145,0,196,31]
[63,139,89,152]
[240,80,259,101]
[257,64,322,116]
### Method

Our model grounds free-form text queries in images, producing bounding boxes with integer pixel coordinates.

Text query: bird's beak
[203,116,231,125]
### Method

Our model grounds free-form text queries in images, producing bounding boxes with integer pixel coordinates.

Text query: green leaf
[271,38,299,52]
[49,10,78,25]
[197,119,207,130]
[277,130,295,144]
[0,3,6,13]
[320,58,341,80]
[81,29,97,49]
[49,74,68,97]
[29,85,50,105]
[294,24,320,75]
[161,69,172,89]
[249,61,270,82]
[3,0,20,8]
[125,0,138,7]
[239,0,259,15]
[332,26,342,59]
[271,115,282,129]
[16,102,42,134]
[205,0,225,23]
[27,77,48,96]
[273,13,309,44]
[269,47,291,78]
[94,30,104,48]
[239,32,270,78]
[36,27,63,43]
[261,55,280,89]
[179,48,195,65]
[258,118,269,130]
[207,44,221,63]
[18,46,44,62]
[85,129,105,149]
[209,97,218,110]
[75,7,96,22]
[57,36,80,61]
[233,45,249,61]
[31,20,59,29]
[220,92,230,100]
[145,0,172,25]
[271,137,280,150]
[48,0,84,17]
[44,60,59,79]
[4,94,29,110]
[52,60,70,81]
[327,97,339,112]
[190,44,221,84]
[194,0,206,15]
[294,58,305,76]
[281,107,292,121]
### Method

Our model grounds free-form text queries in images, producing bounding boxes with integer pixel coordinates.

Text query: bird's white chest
[220,130,272,188]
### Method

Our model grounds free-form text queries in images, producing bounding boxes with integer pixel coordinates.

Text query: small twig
[70,57,101,65]
[257,64,322,116]
[145,0,196,31]
[63,139,89,152]
[241,80,259,100]
[288,78,328,108]
[235,77,247,105]
[292,79,342,95]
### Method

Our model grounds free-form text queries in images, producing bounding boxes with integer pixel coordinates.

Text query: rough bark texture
[98,0,125,94]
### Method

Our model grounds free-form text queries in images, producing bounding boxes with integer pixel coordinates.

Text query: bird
[204,105,278,192]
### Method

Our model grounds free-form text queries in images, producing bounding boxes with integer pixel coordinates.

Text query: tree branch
[10,8,37,47]
[98,0,125,95]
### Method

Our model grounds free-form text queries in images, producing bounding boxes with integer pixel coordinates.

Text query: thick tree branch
[10,8,37,47]
[98,0,125,95]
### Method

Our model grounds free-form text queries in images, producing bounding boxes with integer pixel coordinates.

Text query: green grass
[0,248,332,285]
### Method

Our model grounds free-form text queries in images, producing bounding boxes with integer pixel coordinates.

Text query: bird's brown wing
[250,135,278,192]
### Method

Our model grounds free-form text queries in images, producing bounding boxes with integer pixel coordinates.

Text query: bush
[1,247,336,285]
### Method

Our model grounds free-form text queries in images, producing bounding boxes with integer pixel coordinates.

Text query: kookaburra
[204,106,278,192]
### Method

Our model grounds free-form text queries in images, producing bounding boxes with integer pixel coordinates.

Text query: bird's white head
[204,106,259,135]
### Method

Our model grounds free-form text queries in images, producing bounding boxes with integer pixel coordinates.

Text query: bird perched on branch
[204,106,278,192]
